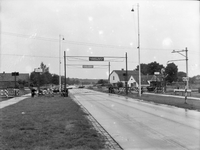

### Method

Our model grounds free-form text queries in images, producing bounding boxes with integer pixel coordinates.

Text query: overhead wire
[0,53,59,59]
[1,31,181,51]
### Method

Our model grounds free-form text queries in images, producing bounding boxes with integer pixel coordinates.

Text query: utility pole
[125,52,128,95]
[64,51,67,97]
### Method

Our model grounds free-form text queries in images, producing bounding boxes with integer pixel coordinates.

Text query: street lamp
[59,35,64,93]
[171,47,189,89]
[171,47,189,103]
[132,3,141,97]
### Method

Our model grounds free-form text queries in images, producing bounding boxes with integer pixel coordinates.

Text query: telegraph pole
[64,51,67,97]
[125,52,128,95]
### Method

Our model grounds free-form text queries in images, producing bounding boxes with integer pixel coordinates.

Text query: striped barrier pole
[4,89,9,97]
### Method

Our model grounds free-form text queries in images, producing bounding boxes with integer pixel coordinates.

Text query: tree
[52,74,59,85]
[165,63,178,83]
[117,81,123,88]
[136,63,148,75]
[147,61,164,75]
[97,79,108,85]
[40,62,49,73]
[177,71,186,82]
[17,79,29,88]
[135,61,164,75]
[30,62,52,87]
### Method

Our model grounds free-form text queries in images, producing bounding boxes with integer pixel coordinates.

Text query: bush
[117,82,123,88]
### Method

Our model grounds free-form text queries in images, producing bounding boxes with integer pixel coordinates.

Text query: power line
[0,53,59,59]
[1,31,180,51]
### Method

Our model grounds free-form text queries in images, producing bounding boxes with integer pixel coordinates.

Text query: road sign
[12,72,19,76]
[182,77,189,81]
[82,65,94,68]
[154,72,160,75]
[34,68,42,72]
[89,57,104,61]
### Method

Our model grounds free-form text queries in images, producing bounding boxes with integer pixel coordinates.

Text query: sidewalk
[93,88,200,110]
[144,92,200,100]
[0,94,31,109]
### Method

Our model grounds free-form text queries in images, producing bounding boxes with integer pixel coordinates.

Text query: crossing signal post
[12,72,19,96]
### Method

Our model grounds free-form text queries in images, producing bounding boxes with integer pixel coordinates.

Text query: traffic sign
[89,57,104,61]
[182,77,189,81]
[12,72,19,76]
[154,72,160,75]
[82,65,94,68]
[34,68,42,72]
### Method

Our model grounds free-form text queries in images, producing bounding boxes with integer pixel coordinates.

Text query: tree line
[27,61,198,88]
[135,61,181,83]
[29,62,83,87]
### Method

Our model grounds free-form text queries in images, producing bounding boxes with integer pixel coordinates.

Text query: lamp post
[172,47,189,89]
[59,35,64,93]
[132,3,141,97]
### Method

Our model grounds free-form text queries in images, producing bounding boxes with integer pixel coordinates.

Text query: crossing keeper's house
[109,69,152,87]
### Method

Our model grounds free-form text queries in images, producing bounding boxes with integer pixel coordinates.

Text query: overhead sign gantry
[63,53,128,95]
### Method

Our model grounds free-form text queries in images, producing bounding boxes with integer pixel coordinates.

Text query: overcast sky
[1,0,199,79]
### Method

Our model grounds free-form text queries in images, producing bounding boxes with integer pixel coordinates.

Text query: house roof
[0,73,29,82]
[111,70,153,84]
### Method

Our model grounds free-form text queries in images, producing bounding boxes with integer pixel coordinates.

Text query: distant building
[0,72,29,88]
[109,70,152,87]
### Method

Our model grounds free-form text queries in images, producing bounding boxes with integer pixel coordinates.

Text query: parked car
[67,85,76,89]
[78,85,85,88]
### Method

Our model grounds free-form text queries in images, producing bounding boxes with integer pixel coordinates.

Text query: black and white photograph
[0,0,200,149]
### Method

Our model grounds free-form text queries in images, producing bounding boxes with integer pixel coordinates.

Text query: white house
[109,70,152,87]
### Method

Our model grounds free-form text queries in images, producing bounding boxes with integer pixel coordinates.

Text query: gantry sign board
[82,65,94,68]
[89,57,104,61]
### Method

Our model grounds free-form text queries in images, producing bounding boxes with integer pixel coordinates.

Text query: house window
[113,76,115,80]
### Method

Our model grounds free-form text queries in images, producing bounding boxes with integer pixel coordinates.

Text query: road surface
[70,88,200,150]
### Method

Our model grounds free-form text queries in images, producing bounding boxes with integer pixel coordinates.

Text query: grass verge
[93,87,200,111]
[0,95,105,150]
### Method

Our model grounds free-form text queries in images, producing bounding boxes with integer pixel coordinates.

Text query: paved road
[70,88,200,150]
